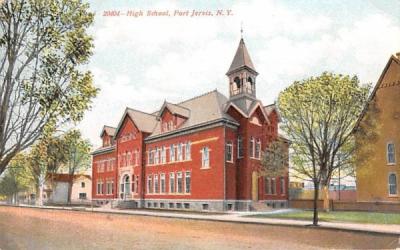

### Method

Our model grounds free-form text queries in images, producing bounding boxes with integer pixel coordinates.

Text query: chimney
[396,52,400,59]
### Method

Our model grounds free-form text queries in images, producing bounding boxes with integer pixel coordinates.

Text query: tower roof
[227,38,257,75]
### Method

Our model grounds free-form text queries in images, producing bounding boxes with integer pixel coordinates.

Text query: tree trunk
[322,184,330,212]
[312,182,319,226]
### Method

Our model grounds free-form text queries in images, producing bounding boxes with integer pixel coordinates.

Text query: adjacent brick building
[91,38,289,211]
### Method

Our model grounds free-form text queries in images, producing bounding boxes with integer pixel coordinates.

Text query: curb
[1,204,399,237]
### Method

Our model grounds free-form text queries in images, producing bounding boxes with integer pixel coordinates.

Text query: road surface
[0,206,397,249]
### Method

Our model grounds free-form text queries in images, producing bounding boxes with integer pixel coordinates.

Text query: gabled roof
[264,103,282,122]
[158,101,190,118]
[100,125,116,137]
[114,108,157,137]
[149,90,237,137]
[354,54,400,131]
[227,38,258,75]
[225,99,270,124]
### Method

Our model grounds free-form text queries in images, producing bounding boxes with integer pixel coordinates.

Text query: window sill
[387,163,396,166]
[200,166,211,170]
[388,194,399,197]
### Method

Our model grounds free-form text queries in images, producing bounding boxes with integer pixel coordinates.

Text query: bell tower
[226,38,258,99]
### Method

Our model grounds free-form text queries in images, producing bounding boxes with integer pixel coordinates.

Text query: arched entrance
[121,174,130,200]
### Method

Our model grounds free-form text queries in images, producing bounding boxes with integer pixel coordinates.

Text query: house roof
[149,90,238,138]
[100,125,116,137]
[227,38,258,75]
[354,54,400,131]
[264,103,282,122]
[114,108,158,137]
[159,101,190,118]
[47,173,91,182]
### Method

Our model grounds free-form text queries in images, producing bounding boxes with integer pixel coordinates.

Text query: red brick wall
[144,126,225,200]
[115,117,145,199]
[92,150,117,199]
[225,126,237,200]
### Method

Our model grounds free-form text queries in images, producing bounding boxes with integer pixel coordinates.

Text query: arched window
[389,173,397,195]
[237,136,244,158]
[250,136,255,158]
[124,175,130,196]
[248,77,253,84]
[387,143,396,164]
[234,77,241,89]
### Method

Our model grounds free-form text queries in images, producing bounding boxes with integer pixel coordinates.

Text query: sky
[79,0,400,148]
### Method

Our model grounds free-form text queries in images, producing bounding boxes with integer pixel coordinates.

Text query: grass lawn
[248,211,400,225]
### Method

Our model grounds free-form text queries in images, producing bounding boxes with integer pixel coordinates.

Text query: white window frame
[177,143,183,161]
[170,144,175,162]
[154,174,159,193]
[255,138,261,159]
[185,171,191,193]
[177,172,183,193]
[160,173,166,193]
[250,136,255,158]
[201,147,210,169]
[169,172,175,193]
[389,172,398,196]
[147,175,153,194]
[387,142,396,165]
[185,141,191,160]
[161,146,166,164]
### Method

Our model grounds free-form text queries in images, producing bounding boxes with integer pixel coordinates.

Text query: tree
[260,139,289,178]
[0,153,32,203]
[278,72,371,226]
[0,0,98,176]
[61,130,91,204]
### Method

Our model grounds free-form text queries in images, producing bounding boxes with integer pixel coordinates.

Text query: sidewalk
[13,204,400,236]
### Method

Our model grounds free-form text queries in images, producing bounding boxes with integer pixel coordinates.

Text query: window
[97,180,103,195]
[226,142,233,162]
[154,174,159,193]
[184,203,190,209]
[389,173,397,195]
[177,143,183,161]
[79,193,87,199]
[161,146,166,164]
[271,178,276,195]
[387,143,396,164]
[238,136,244,158]
[255,139,261,159]
[147,175,153,194]
[250,137,255,158]
[154,147,159,165]
[201,147,210,168]
[160,173,166,193]
[81,182,85,188]
[202,204,209,210]
[127,152,131,166]
[280,177,285,194]
[170,144,175,162]
[264,177,271,194]
[106,179,113,195]
[169,172,175,193]
[177,172,183,193]
[185,171,191,193]
[185,141,191,160]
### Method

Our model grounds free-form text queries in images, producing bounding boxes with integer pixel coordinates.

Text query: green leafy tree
[61,130,91,204]
[0,153,32,203]
[260,139,289,178]
[278,72,371,226]
[0,0,98,176]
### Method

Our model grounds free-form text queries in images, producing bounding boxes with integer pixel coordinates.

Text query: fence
[289,199,400,212]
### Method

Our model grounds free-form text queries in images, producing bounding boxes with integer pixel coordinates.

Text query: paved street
[0,206,398,249]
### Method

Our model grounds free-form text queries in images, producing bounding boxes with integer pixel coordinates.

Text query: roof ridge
[104,125,116,129]
[126,107,157,117]
[176,89,218,105]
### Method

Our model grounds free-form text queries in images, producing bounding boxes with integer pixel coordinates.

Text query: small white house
[45,174,91,204]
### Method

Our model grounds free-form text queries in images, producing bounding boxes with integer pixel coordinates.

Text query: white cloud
[78,0,400,147]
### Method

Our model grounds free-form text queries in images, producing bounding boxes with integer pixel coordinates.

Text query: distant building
[44,173,92,204]
[91,37,289,211]
[355,52,400,202]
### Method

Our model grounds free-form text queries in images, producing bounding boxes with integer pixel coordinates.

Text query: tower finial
[240,21,243,39]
